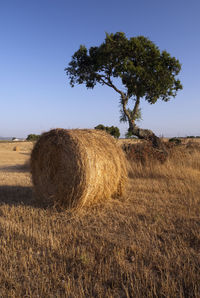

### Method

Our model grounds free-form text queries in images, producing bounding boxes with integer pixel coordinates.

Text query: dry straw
[31,129,128,208]
[13,145,20,152]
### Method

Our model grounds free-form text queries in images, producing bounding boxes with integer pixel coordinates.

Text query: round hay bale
[31,129,128,208]
[13,145,20,152]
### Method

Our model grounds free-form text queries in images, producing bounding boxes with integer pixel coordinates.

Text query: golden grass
[0,140,199,297]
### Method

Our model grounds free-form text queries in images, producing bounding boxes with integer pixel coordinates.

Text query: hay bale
[13,145,20,152]
[31,129,128,208]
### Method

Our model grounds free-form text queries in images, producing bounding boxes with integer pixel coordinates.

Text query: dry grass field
[0,140,200,297]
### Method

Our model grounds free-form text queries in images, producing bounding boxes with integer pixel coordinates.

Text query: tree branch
[97,74,133,123]
[97,74,126,98]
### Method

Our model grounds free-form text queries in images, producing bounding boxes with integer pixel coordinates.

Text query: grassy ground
[0,141,200,297]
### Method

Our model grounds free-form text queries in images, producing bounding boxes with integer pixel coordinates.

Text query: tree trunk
[129,121,166,152]
[120,94,167,152]
[132,125,162,148]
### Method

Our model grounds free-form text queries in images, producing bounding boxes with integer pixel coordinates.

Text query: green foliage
[108,126,120,138]
[26,134,40,141]
[95,124,120,138]
[186,136,200,139]
[94,124,106,131]
[120,106,142,123]
[66,32,182,104]
[66,32,182,140]
[125,130,138,139]
[169,138,182,145]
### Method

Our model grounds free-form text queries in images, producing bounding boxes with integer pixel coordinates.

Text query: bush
[26,134,40,141]
[169,138,182,145]
[95,124,120,138]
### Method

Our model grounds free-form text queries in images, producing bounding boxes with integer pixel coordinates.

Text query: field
[0,140,200,297]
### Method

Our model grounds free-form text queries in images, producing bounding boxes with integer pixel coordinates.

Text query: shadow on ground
[0,163,30,173]
[0,185,48,209]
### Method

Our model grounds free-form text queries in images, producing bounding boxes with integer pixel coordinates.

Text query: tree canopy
[65,32,182,146]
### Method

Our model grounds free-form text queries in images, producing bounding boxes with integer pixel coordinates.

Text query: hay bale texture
[31,129,127,208]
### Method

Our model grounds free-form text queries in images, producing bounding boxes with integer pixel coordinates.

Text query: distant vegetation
[94,124,120,138]
[26,134,40,141]
[187,135,200,138]
[169,137,182,145]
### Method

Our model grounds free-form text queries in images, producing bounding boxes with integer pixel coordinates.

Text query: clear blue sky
[1,0,200,138]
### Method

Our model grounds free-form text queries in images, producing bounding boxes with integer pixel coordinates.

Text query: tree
[95,124,120,138]
[65,32,182,147]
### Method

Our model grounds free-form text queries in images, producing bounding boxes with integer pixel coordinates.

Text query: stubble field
[0,140,200,297]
